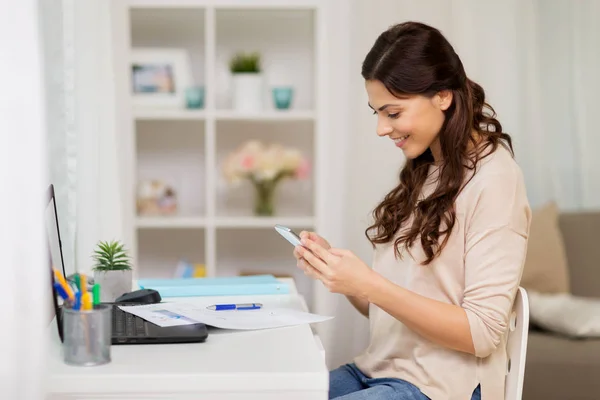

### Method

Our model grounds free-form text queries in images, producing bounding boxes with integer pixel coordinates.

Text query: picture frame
[130,48,193,108]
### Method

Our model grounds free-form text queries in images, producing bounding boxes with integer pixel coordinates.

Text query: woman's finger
[329,248,350,257]
[302,239,337,265]
[308,232,320,241]
[293,247,302,260]
[299,258,323,280]
[299,245,331,276]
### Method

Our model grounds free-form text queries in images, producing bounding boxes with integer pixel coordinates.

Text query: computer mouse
[115,288,162,304]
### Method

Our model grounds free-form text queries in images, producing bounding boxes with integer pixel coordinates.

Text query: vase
[254,182,276,216]
[272,86,294,110]
[232,73,263,112]
[185,86,205,109]
[93,269,133,302]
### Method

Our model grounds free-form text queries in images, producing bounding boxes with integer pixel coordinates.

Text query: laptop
[46,184,208,344]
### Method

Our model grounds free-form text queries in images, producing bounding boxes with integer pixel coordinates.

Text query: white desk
[46,280,329,400]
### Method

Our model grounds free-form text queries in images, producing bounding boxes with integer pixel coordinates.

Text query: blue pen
[73,291,82,311]
[54,282,70,301]
[54,282,74,309]
[207,303,263,311]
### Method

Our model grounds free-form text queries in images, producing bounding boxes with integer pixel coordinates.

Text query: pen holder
[62,304,112,366]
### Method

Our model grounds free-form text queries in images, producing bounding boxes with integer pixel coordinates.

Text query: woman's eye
[372,110,377,115]
[388,113,400,119]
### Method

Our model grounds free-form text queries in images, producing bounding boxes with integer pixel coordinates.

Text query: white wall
[0,0,48,397]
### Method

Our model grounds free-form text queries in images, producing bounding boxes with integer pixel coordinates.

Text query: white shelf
[133,108,314,121]
[214,110,315,121]
[215,216,314,228]
[134,108,206,120]
[137,216,207,228]
[137,216,314,229]
[114,0,326,308]
[127,0,321,8]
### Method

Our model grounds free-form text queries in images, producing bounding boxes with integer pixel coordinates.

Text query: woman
[293,21,530,400]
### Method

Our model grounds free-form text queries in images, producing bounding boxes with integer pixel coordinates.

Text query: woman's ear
[436,90,453,111]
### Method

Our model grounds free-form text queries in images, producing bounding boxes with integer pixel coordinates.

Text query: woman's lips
[393,135,409,148]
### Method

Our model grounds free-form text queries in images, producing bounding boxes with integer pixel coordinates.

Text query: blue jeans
[329,363,481,400]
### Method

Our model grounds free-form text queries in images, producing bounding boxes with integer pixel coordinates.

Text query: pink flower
[295,158,311,180]
[241,155,255,171]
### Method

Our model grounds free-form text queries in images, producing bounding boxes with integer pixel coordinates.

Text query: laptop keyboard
[113,307,148,337]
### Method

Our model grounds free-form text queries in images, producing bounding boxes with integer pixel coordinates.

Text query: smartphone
[274,224,302,247]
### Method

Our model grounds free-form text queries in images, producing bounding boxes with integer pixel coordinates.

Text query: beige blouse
[354,145,531,400]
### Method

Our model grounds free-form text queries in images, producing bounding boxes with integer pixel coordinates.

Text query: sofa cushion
[521,202,571,293]
[528,291,600,338]
[559,211,600,298]
[524,332,600,400]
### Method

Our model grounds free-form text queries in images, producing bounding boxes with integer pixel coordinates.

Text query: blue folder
[137,274,290,298]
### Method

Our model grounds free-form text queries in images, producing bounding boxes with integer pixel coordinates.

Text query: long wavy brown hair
[363,21,513,265]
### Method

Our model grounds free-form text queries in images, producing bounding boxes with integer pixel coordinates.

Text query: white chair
[504,286,530,400]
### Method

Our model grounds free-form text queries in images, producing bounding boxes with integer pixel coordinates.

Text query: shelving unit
[111,0,326,306]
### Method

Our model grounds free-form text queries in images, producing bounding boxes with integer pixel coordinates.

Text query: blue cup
[185,86,205,109]
[272,87,294,110]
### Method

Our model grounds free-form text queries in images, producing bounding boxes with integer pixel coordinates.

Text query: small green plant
[229,52,261,73]
[92,240,132,271]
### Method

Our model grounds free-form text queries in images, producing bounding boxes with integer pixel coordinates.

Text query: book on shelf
[137,274,290,297]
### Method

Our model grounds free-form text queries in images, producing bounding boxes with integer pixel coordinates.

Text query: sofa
[521,207,600,400]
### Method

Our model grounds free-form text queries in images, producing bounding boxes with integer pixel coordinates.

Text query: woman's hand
[293,231,330,270]
[294,231,329,279]
[295,238,378,300]
[294,231,331,253]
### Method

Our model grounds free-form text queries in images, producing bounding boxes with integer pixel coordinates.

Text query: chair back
[504,287,529,400]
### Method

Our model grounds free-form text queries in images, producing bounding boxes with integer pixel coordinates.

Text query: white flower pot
[232,73,263,112]
[93,270,133,303]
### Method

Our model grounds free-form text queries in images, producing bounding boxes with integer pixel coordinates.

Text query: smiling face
[365,79,452,162]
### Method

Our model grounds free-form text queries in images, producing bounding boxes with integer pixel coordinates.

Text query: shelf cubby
[136,120,206,218]
[214,120,315,218]
[137,228,206,279]
[129,7,206,89]
[215,8,315,111]
[215,227,314,306]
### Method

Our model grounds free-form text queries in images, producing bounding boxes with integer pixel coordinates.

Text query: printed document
[118,303,333,330]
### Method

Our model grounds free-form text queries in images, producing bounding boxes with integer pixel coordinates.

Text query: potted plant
[229,51,263,112]
[222,140,310,216]
[92,240,133,302]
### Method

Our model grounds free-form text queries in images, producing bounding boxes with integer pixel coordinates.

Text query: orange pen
[53,268,74,301]
[80,274,87,295]
[82,292,93,311]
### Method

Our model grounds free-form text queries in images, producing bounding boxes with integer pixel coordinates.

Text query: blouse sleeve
[461,169,531,358]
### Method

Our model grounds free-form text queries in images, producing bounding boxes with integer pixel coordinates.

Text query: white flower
[281,149,302,171]
[256,169,278,181]
[221,140,306,185]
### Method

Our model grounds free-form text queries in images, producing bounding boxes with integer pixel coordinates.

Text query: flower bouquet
[222,140,310,216]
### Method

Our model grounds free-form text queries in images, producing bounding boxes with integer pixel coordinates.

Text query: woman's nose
[376,119,393,137]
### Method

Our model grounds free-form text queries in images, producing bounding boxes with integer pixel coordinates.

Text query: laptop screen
[45,184,65,341]
[45,185,66,278]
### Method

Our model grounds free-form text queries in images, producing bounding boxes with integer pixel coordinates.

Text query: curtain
[0,1,48,397]
[537,0,600,209]
[319,0,600,370]
[71,0,125,276]
[42,0,78,277]
[43,0,125,279]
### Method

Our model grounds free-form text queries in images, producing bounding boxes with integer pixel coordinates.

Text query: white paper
[118,303,333,330]
[117,304,202,327]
